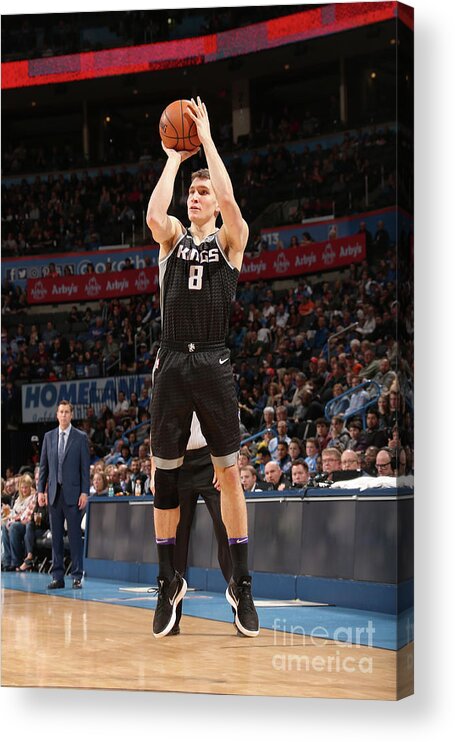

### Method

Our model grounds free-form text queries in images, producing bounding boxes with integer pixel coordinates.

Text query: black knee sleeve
[154,467,180,510]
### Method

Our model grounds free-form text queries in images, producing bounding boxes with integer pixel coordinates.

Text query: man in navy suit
[38,400,90,589]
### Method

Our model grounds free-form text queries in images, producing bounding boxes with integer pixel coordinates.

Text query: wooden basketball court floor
[1,574,413,700]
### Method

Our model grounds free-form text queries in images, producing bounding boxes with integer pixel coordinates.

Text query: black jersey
[159,228,239,343]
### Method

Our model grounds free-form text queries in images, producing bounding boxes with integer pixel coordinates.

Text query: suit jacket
[38,426,90,506]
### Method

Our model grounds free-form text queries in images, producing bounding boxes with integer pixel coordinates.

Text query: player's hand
[187,96,212,145]
[78,494,88,510]
[212,472,221,492]
[161,141,200,162]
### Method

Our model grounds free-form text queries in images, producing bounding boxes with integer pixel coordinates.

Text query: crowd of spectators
[2,292,161,387]
[2,124,397,257]
[1,7,299,62]
[2,239,414,495]
[1,390,411,572]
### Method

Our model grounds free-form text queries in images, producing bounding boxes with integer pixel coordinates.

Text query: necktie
[58,431,65,485]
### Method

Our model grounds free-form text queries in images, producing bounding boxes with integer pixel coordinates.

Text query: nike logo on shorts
[219,357,229,365]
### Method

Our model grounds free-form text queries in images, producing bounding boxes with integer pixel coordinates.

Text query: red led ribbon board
[239,234,366,283]
[27,268,159,304]
[26,235,365,303]
[2,3,410,90]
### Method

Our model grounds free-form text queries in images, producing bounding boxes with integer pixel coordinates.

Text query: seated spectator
[253,442,272,480]
[275,404,297,437]
[137,385,151,410]
[375,448,397,477]
[288,437,304,464]
[105,421,121,450]
[91,472,109,496]
[387,386,405,433]
[269,420,291,460]
[315,418,331,452]
[290,459,310,489]
[345,418,363,451]
[42,320,59,348]
[238,450,251,470]
[16,495,50,571]
[319,447,342,482]
[339,450,366,479]
[275,441,292,475]
[125,430,139,456]
[266,381,283,408]
[125,457,147,495]
[377,395,392,431]
[88,443,100,465]
[304,437,319,473]
[358,347,380,381]
[328,382,349,416]
[327,415,350,451]
[264,461,291,491]
[1,473,36,571]
[371,357,397,391]
[359,409,388,451]
[341,450,361,472]
[343,375,371,419]
[141,458,153,495]
[137,442,149,465]
[363,446,379,476]
[280,370,295,405]
[261,406,276,433]
[118,444,132,467]
[113,390,130,420]
[106,466,125,495]
[240,465,266,493]
[293,387,324,425]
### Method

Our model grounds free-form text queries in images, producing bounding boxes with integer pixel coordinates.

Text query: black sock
[156,538,175,582]
[228,537,249,582]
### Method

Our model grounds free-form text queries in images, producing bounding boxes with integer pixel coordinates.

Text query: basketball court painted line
[118,586,328,607]
[2,571,413,651]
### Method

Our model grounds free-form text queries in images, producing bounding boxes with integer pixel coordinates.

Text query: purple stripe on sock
[228,536,248,545]
[156,537,176,545]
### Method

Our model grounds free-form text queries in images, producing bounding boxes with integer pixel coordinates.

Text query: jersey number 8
[188,265,203,290]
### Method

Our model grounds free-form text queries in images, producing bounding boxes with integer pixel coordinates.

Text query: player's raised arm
[187,97,248,256]
[146,144,198,250]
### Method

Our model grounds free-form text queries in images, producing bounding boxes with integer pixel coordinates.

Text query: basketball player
[146,96,259,638]
[150,412,232,635]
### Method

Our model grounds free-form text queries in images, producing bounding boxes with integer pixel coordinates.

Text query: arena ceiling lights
[2,2,413,91]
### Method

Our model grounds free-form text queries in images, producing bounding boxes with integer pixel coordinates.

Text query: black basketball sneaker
[168,600,183,636]
[152,572,187,638]
[226,576,260,637]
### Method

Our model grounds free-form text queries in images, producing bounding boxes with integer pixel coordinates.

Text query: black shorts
[150,340,240,468]
[179,446,217,495]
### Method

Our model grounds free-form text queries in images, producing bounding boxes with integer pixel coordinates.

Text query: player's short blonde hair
[191,168,210,181]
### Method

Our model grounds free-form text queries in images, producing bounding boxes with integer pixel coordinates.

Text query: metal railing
[324,379,381,428]
[102,351,121,377]
[326,321,359,361]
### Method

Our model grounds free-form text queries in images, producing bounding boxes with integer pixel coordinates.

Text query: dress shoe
[47,579,65,589]
[72,578,82,589]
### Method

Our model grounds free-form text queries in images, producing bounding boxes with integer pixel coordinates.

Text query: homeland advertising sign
[239,234,366,282]
[27,268,159,304]
[22,374,149,423]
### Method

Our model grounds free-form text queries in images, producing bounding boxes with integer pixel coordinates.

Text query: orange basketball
[159,99,201,151]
